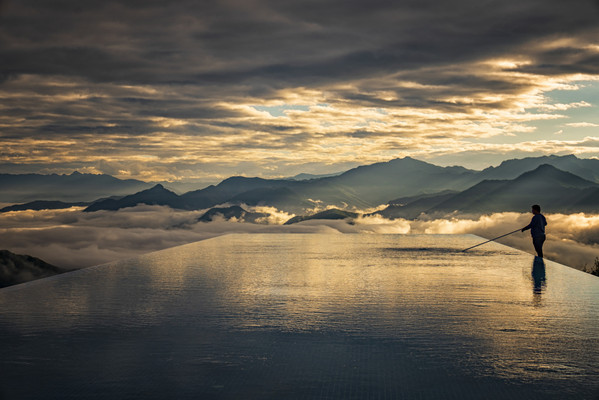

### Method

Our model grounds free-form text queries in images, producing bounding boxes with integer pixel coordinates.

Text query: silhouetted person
[521,204,547,258]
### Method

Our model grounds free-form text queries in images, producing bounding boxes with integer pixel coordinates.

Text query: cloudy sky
[1,0,599,182]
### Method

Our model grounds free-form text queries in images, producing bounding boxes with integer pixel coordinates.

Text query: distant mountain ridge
[2,155,598,216]
[477,154,599,183]
[0,171,152,203]
[198,205,269,223]
[288,172,344,180]
[77,157,476,213]
[84,184,184,212]
[0,200,89,213]
[378,164,599,218]
[284,209,359,225]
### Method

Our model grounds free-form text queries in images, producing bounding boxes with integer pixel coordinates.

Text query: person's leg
[533,235,545,258]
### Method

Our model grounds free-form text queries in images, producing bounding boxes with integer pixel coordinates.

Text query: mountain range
[198,205,269,223]
[2,154,598,217]
[0,171,152,203]
[0,200,90,213]
[0,250,67,288]
[378,164,599,219]
[284,209,359,225]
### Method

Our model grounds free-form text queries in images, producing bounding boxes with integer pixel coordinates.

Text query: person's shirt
[523,214,547,237]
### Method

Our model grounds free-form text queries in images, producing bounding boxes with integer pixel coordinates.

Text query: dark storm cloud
[519,48,599,76]
[2,0,598,86]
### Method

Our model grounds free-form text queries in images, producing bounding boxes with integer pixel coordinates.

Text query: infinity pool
[1,234,598,399]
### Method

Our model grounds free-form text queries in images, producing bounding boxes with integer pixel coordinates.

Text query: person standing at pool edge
[521,204,547,258]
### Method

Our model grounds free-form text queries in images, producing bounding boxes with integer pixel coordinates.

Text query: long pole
[461,229,521,252]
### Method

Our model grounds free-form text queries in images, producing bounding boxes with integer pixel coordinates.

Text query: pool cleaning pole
[461,229,521,252]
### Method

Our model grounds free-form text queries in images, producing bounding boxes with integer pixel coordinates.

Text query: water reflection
[530,256,547,309]
[532,256,546,298]
[1,234,598,400]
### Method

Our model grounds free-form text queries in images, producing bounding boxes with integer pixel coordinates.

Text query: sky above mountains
[1,0,599,181]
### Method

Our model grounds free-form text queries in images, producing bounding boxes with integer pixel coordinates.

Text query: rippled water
[1,234,598,399]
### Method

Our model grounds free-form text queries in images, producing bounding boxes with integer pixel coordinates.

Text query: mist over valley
[2,155,598,280]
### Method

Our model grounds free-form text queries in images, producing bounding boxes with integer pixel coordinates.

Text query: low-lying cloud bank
[1,205,597,271]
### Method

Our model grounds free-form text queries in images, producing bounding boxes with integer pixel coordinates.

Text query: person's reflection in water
[532,256,546,306]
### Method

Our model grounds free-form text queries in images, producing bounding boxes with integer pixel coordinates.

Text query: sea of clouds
[1,205,598,271]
